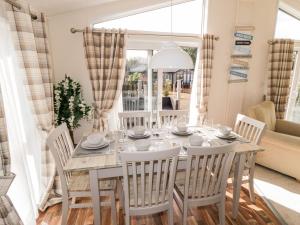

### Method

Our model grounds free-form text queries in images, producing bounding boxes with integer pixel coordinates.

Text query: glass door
[286,50,300,123]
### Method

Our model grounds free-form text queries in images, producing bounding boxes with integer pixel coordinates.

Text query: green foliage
[182,47,197,65]
[128,72,142,84]
[54,75,92,130]
[163,79,172,97]
[296,85,300,105]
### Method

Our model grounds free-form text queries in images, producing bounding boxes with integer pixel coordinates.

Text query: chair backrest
[159,110,188,128]
[118,111,151,129]
[46,123,74,193]
[120,147,181,209]
[234,114,266,145]
[184,144,235,201]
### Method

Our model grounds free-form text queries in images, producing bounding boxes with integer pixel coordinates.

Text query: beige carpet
[254,165,300,225]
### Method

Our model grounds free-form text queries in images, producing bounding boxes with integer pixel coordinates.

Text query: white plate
[183,142,210,149]
[128,131,151,139]
[81,140,109,150]
[172,129,193,136]
[215,132,236,140]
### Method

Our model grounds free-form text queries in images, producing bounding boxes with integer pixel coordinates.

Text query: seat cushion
[68,172,116,192]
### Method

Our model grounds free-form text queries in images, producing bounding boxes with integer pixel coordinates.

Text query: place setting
[171,123,193,136]
[127,126,151,139]
[73,132,113,157]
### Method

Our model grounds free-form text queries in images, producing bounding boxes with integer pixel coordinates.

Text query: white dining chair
[232,114,266,202]
[174,144,235,225]
[120,146,181,225]
[118,111,151,130]
[158,110,188,128]
[46,123,117,225]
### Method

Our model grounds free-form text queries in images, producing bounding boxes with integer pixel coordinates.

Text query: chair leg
[117,179,124,212]
[110,191,117,225]
[183,204,188,225]
[218,200,225,225]
[61,196,69,225]
[249,177,255,202]
[168,205,174,225]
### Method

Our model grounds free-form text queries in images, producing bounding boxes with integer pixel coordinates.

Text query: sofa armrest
[275,120,300,137]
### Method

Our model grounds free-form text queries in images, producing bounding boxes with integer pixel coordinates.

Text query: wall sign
[229,26,254,83]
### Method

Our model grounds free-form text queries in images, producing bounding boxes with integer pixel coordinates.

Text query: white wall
[48,0,279,141]
[48,0,181,142]
[206,0,279,126]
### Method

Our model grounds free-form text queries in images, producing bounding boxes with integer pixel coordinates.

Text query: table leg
[232,153,246,219]
[90,169,101,225]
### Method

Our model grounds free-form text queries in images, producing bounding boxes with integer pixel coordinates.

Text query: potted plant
[54,75,92,143]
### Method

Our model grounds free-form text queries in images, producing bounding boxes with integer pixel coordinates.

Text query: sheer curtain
[189,48,201,126]
[0,1,42,224]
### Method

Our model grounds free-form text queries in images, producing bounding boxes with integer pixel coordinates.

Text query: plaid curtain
[83,28,127,131]
[0,195,23,225]
[0,89,9,177]
[266,39,294,119]
[5,2,59,210]
[198,34,215,122]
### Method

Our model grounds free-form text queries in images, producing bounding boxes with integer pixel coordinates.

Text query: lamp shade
[150,42,194,69]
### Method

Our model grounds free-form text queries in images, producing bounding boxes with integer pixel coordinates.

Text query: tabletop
[64,127,264,172]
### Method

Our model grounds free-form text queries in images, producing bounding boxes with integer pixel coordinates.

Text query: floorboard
[37,186,283,225]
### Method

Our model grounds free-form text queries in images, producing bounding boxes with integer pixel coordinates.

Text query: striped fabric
[0,195,23,225]
[5,2,59,210]
[83,28,127,131]
[266,39,294,119]
[0,89,9,177]
[199,34,215,123]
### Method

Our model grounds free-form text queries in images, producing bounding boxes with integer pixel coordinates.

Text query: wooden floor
[37,186,283,225]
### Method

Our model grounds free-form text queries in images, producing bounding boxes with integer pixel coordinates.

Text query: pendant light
[150,0,194,69]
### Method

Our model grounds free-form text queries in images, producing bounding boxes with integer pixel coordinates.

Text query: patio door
[286,49,300,123]
[122,47,197,117]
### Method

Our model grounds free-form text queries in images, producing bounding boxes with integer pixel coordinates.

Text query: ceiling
[27,0,120,16]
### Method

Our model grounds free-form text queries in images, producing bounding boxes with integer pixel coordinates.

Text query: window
[94,0,203,121]
[275,9,300,39]
[275,9,300,122]
[123,48,197,115]
[94,0,205,34]
[286,50,300,123]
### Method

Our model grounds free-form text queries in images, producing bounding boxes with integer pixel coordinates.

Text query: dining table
[64,126,264,225]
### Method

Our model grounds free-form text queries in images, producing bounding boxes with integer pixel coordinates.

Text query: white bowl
[177,125,187,132]
[189,135,204,146]
[133,126,146,136]
[86,133,104,145]
[218,125,232,137]
[135,139,151,151]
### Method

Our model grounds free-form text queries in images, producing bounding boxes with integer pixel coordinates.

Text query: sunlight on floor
[254,165,300,225]
[255,179,300,213]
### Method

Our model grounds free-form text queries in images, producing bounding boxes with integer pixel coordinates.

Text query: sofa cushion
[275,119,300,137]
[247,101,276,131]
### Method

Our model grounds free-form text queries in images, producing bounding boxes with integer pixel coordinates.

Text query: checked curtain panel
[83,27,127,132]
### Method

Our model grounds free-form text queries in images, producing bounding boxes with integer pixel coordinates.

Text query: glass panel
[275,9,300,39]
[94,0,204,34]
[123,50,148,111]
[161,47,196,111]
[290,83,300,123]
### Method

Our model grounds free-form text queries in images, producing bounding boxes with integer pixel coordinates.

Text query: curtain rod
[5,0,38,20]
[70,28,220,40]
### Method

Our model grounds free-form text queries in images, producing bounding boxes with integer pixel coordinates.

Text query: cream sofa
[247,101,300,180]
